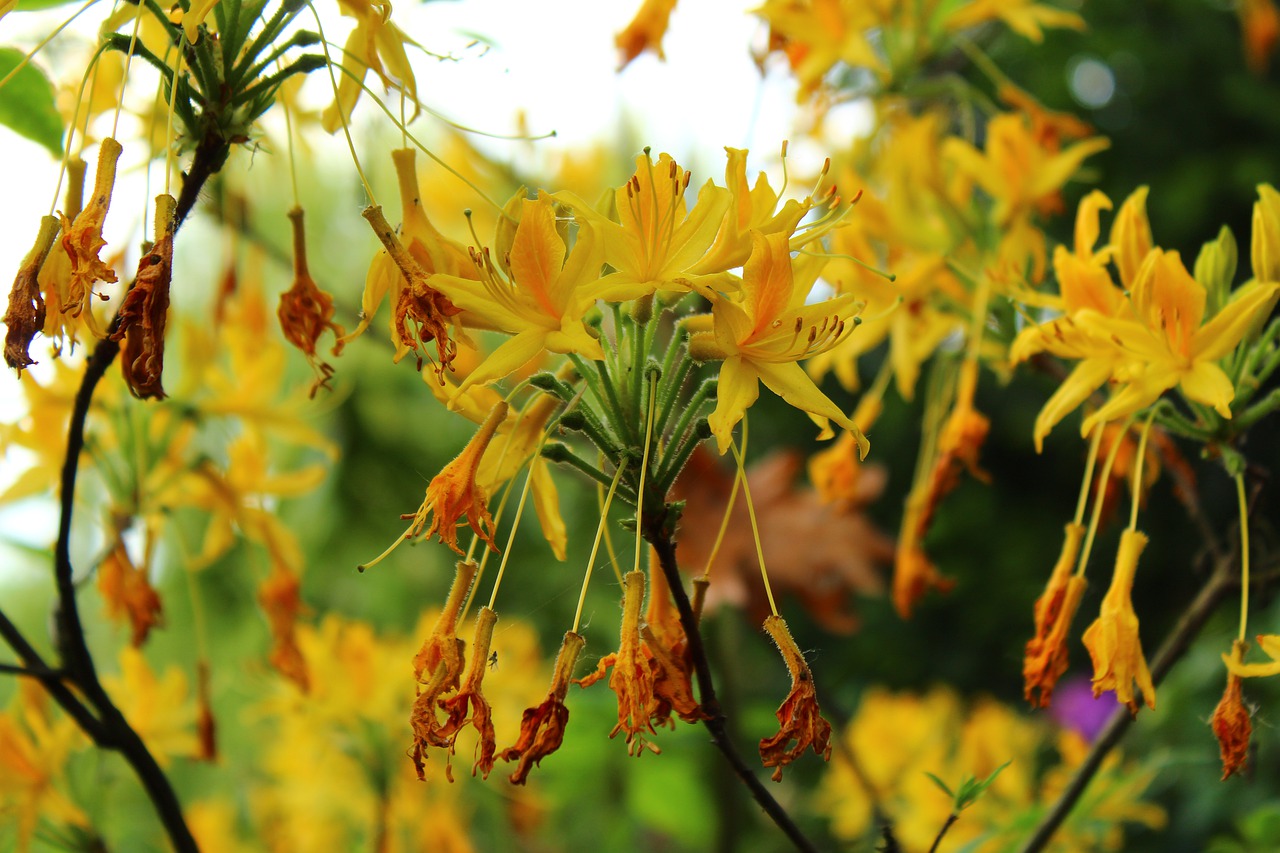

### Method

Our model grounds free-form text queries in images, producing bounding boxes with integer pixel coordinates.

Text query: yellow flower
[103,648,201,765]
[0,683,87,852]
[944,0,1085,42]
[945,112,1108,226]
[700,232,866,454]
[1079,249,1280,435]
[431,194,606,398]
[752,0,884,99]
[689,147,820,275]
[615,0,678,69]
[1081,529,1156,714]
[556,151,730,301]
[1253,182,1280,282]
[321,0,419,132]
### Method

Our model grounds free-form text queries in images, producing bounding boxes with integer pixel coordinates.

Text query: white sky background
[0,0,871,565]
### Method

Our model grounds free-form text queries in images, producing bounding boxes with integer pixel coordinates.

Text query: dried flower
[759,614,832,781]
[1024,523,1088,708]
[111,194,176,399]
[502,631,585,784]
[1212,639,1252,780]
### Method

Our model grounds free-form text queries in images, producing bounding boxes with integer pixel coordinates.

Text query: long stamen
[731,416,779,616]
[1074,415,1134,578]
[1235,473,1251,642]
[572,461,629,634]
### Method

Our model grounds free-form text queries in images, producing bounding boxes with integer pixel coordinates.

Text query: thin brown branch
[643,506,822,853]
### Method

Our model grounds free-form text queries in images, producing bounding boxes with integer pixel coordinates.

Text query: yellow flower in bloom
[752,0,884,99]
[1078,249,1279,436]
[557,151,730,301]
[431,195,606,398]
[1081,529,1156,714]
[689,147,817,275]
[0,683,87,852]
[1253,183,1280,282]
[945,112,1108,225]
[818,687,1163,851]
[103,648,201,766]
[699,232,866,454]
[615,0,678,69]
[943,0,1085,42]
[321,0,419,132]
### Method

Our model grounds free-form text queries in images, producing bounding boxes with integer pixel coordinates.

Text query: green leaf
[956,760,1012,811]
[0,48,64,157]
[924,772,954,799]
[11,0,84,12]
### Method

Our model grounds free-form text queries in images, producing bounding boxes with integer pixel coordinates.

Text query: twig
[0,132,235,853]
[644,508,822,853]
[928,813,960,853]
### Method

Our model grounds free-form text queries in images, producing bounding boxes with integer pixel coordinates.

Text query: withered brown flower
[501,631,585,784]
[759,615,832,782]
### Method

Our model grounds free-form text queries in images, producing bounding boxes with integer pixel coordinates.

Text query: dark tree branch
[643,506,822,853]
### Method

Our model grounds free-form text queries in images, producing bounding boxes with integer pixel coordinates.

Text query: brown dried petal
[278,207,345,395]
[501,631,585,785]
[258,564,310,692]
[409,561,476,780]
[1023,523,1087,708]
[437,606,499,778]
[1213,640,1252,780]
[111,194,175,399]
[4,215,59,370]
[61,138,122,315]
[759,615,832,782]
[96,535,164,647]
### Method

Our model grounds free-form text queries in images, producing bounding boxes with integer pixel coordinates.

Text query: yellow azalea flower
[1252,183,1280,282]
[0,683,88,852]
[182,0,221,42]
[698,232,866,454]
[1079,249,1280,435]
[430,194,606,399]
[103,648,201,765]
[945,112,1109,226]
[752,0,885,99]
[321,0,419,132]
[615,0,678,69]
[556,151,730,301]
[1081,529,1156,714]
[1110,186,1153,288]
[943,0,1085,42]
[689,147,816,275]
[1224,634,1280,678]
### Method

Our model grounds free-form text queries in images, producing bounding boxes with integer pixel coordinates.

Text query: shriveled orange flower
[1023,523,1087,708]
[410,560,475,779]
[643,558,705,727]
[361,401,507,570]
[97,531,164,647]
[437,605,499,779]
[759,614,832,782]
[277,206,344,395]
[60,138,123,321]
[1212,639,1252,780]
[576,571,659,756]
[361,203,463,377]
[258,563,309,692]
[111,194,176,399]
[1081,529,1156,714]
[893,500,956,619]
[3,215,59,370]
[1241,0,1280,75]
[615,0,677,69]
[501,631,586,784]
